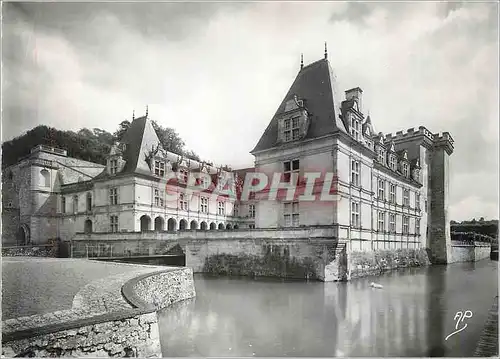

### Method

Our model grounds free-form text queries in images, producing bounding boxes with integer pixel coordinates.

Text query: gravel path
[1,257,164,320]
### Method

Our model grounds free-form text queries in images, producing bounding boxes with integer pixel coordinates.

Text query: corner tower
[384,128,454,263]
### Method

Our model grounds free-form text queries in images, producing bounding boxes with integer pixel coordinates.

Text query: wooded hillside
[2,121,200,169]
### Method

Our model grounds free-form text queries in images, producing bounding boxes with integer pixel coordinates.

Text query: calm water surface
[158,260,498,357]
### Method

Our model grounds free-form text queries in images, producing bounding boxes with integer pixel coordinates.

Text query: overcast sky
[2,1,499,221]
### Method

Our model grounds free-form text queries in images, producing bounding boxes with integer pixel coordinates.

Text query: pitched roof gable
[121,116,164,176]
[251,58,346,153]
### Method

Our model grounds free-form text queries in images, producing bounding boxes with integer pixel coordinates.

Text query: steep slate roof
[93,115,164,180]
[120,115,164,176]
[251,58,347,153]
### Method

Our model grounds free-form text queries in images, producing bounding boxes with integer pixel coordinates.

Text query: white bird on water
[370,282,383,289]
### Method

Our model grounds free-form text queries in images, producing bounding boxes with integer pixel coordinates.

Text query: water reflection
[158,261,497,357]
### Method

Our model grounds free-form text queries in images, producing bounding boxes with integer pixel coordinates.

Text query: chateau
[2,51,454,262]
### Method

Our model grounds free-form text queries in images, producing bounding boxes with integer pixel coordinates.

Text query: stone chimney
[345,87,363,113]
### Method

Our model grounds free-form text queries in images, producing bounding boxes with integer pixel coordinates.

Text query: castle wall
[254,137,335,228]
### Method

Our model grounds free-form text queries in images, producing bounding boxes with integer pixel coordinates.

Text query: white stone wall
[254,137,335,228]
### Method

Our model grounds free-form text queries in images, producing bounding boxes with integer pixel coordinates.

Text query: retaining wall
[185,238,347,281]
[2,244,58,257]
[347,248,431,279]
[449,241,492,263]
[2,267,196,357]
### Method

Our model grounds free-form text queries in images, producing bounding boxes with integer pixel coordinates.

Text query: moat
[157,260,498,357]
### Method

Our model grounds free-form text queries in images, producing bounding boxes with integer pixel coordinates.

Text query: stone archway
[209,222,216,230]
[140,215,151,232]
[84,219,93,234]
[218,223,224,230]
[233,224,239,229]
[226,224,232,230]
[154,217,164,231]
[16,224,30,245]
[200,221,208,230]
[167,218,177,231]
[190,220,198,230]
[179,219,187,230]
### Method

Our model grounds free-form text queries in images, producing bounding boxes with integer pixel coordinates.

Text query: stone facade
[251,56,454,264]
[2,54,454,267]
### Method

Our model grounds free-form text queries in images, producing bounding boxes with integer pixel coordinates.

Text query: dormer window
[389,155,397,171]
[154,160,165,177]
[284,117,300,142]
[402,162,409,177]
[412,169,420,182]
[179,168,188,183]
[217,177,225,191]
[377,148,385,164]
[350,115,360,140]
[110,159,118,175]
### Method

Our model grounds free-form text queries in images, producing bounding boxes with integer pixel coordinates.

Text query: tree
[151,120,186,154]
[113,120,131,142]
[184,149,201,162]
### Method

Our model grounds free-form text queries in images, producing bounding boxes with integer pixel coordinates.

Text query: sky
[2,1,499,221]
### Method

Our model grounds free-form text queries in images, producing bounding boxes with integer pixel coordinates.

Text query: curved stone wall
[2,266,196,357]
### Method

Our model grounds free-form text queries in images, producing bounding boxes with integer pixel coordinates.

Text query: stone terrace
[1,257,172,331]
[2,257,196,357]
[1,257,168,319]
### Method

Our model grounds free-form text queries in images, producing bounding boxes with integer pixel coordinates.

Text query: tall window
[217,201,225,215]
[179,193,188,211]
[402,162,409,177]
[86,193,92,212]
[200,197,208,213]
[378,179,385,200]
[389,184,396,203]
[249,204,255,218]
[351,160,360,187]
[350,115,360,140]
[109,187,118,205]
[73,195,78,214]
[110,159,118,175]
[61,196,66,214]
[377,148,385,164]
[378,211,385,232]
[154,160,165,177]
[415,193,420,210]
[284,201,299,227]
[110,215,119,233]
[284,159,299,183]
[389,213,396,233]
[154,189,160,206]
[415,218,421,235]
[389,155,396,171]
[403,216,409,235]
[284,117,300,142]
[403,189,410,207]
[351,201,360,228]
